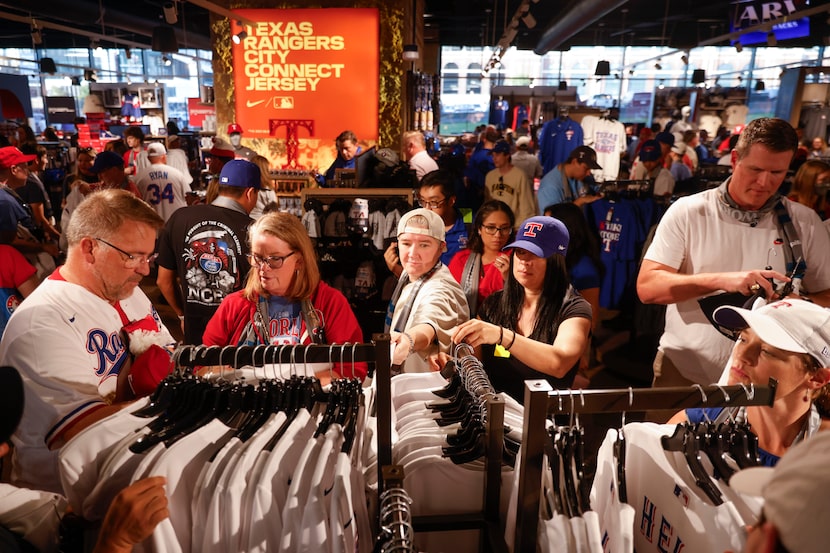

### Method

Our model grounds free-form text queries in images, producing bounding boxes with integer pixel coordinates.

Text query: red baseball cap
[0,146,36,170]
[227,123,244,134]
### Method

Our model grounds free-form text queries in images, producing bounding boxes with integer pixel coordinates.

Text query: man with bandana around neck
[637,118,830,391]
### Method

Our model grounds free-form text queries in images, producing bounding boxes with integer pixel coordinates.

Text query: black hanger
[661,423,724,505]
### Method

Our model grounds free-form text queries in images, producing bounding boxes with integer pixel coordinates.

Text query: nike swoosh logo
[246,99,266,108]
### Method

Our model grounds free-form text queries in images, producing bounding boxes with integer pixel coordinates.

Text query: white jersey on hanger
[581,115,626,182]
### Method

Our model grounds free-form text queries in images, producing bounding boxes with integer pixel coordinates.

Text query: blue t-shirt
[570,254,601,291]
[0,188,30,233]
[442,212,468,266]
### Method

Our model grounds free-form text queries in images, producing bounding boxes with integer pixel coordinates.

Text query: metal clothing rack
[513,379,778,553]
[377,465,415,553]
[409,393,508,553]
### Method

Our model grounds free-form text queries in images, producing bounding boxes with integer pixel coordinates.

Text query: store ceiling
[1,0,828,55]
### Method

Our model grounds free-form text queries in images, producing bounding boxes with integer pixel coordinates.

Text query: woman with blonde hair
[203,212,366,380]
[249,155,278,219]
[788,158,830,221]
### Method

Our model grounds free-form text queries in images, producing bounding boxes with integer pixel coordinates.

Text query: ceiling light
[735,41,743,53]
[680,54,688,65]
[595,60,610,76]
[232,31,247,45]
[629,69,635,76]
[558,80,567,91]
[402,44,419,61]
[614,73,620,79]
[163,1,178,25]
[528,78,535,89]
[755,80,765,91]
[126,75,131,84]
[658,80,665,89]
[162,54,172,66]
[692,69,706,84]
[39,58,57,74]
[70,76,80,86]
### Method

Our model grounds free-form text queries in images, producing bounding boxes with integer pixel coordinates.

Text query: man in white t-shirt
[638,117,830,389]
[403,130,438,181]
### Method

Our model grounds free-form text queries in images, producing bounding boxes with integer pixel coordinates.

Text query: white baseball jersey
[0,273,169,494]
[590,429,635,553]
[135,162,192,222]
[0,484,67,553]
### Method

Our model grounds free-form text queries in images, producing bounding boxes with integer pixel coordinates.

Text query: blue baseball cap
[639,140,662,162]
[491,140,511,155]
[89,151,125,173]
[655,131,675,147]
[503,216,569,258]
[218,159,261,189]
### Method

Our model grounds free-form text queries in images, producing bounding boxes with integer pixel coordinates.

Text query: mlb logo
[273,96,295,109]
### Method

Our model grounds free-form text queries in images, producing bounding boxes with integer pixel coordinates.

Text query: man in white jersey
[135,142,192,222]
[637,117,830,390]
[0,189,172,493]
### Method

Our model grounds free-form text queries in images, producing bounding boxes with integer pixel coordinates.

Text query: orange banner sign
[232,8,379,142]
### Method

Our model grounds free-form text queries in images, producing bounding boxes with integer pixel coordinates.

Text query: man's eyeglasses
[247,251,296,270]
[94,237,159,268]
[417,197,446,209]
[481,225,512,236]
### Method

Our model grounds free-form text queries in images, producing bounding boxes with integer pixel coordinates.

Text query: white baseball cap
[516,136,532,148]
[147,142,167,158]
[713,299,830,366]
[397,208,447,252]
[730,432,830,553]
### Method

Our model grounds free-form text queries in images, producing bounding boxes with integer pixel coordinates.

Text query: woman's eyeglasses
[247,251,296,269]
[481,225,512,236]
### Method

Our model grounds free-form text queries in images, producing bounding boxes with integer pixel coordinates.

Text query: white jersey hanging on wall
[582,115,626,182]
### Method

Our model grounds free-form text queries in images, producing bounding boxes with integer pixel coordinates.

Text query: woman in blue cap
[448,215,592,403]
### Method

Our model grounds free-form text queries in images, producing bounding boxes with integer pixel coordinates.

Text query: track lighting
[692,69,706,84]
[735,41,743,53]
[528,78,535,89]
[232,31,248,45]
[655,62,662,70]
[162,54,172,66]
[680,54,688,65]
[594,60,610,76]
[163,1,178,25]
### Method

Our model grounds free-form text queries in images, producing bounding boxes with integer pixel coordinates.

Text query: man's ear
[80,236,97,262]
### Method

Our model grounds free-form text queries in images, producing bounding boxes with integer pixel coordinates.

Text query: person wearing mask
[323,130,362,183]
[387,208,469,373]
[448,200,514,317]
[446,216,592,403]
[0,189,170,493]
[202,212,366,381]
[484,140,537,227]
[669,299,830,466]
[637,117,830,390]
[787,158,830,221]
[156,159,260,345]
[402,130,439,181]
[536,145,602,212]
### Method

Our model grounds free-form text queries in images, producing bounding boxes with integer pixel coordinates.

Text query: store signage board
[231,8,380,143]
[729,0,810,45]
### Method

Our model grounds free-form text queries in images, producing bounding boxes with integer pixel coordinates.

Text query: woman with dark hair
[543,203,604,332]
[448,199,515,317]
[203,212,366,381]
[448,216,592,402]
